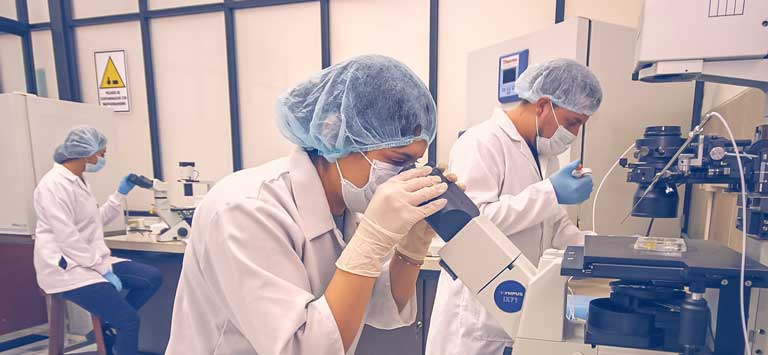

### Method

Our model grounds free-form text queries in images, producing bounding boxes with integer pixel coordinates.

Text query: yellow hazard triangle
[100,57,125,89]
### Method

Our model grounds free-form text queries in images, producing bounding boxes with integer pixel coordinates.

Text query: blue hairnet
[277,55,436,162]
[515,58,603,116]
[53,125,107,164]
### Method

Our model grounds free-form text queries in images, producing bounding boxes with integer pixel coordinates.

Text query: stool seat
[44,292,107,355]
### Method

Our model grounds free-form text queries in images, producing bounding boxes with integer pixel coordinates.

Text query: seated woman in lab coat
[426,58,603,355]
[33,126,163,355]
[166,55,448,355]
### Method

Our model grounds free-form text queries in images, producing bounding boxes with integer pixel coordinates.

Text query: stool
[45,292,107,355]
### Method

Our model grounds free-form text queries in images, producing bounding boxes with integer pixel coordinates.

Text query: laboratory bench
[103,232,444,354]
[103,233,443,355]
[0,232,444,354]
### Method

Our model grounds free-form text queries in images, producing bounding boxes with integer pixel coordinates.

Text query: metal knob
[710,146,726,161]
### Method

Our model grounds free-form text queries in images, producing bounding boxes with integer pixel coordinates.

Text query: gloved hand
[395,166,460,262]
[395,220,437,262]
[118,175,137,195]
[336,166,448,277]
[549,160,593,205]
[103,271,123,292]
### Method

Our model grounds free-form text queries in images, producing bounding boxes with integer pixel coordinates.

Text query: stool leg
[47,295,65,355]
[91,316,107,355]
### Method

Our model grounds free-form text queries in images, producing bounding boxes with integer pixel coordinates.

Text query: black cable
[646,218,655,236]
[576,123,587,228]
[580,123,586,167]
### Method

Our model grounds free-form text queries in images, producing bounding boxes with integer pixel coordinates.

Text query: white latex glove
[336,166,448,277]
[395,220,436,262]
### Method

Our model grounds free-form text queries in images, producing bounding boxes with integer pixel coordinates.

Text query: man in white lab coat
[425,58,603,354]
[167,55,451,355]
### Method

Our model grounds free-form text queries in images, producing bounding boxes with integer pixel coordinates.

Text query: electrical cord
[592,143,635,233]
[706,111,752,355]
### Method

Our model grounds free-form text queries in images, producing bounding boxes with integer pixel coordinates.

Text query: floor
[0,325,97,355]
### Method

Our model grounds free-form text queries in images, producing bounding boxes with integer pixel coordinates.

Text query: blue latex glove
[549,160,593,205]
[103,271,123,292]
[118,175,136,195]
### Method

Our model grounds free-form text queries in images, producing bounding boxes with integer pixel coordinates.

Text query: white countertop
[105,232,186,254]
[104,232,443,272]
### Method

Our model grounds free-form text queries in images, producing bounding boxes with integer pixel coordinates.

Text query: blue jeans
[61,261,162,355]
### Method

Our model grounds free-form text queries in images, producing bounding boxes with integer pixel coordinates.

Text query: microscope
[127,174,193,242]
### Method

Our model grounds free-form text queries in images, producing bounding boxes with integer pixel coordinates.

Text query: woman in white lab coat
[33,126,162,355]
[425,59,604,354]
[167,55,449,355]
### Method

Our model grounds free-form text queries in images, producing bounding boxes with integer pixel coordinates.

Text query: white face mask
[85,156,106,173]
[535,101,576,157]
[336,152,402,214]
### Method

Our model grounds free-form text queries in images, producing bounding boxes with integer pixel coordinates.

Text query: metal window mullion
[139,0,163,180]
[224,0,243,171]
[428,0,439,165]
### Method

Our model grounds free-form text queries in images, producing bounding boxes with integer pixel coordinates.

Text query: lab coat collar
[288,148,336,241]
[492,108,542,179]
[52,163,92,190]
[492,108,524,143]
[52,163,80,182]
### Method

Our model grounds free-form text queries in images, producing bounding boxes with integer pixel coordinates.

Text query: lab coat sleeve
[36,184,110,275]
[99,192,126,226]
[550,207,585,249]
[449,135,561,236]
[206,201,344,355]
[365,259,417,329]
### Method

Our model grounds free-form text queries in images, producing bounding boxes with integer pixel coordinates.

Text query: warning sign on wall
[94,50,130,112]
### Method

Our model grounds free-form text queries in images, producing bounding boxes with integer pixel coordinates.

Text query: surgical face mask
[336,152,402,214]
[85,156,106,173]
[535,102,576,157]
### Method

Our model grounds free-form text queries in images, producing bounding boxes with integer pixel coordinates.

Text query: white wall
[149,0,222,10]
[151,13,233,205]
[436,0,554,163]
[702,83,750,113]
[330,0,430,84]
[236,2,322,168]
[71,0,137,19]
[564,0,643,28]
[26,0,49,23]
[0,34,27,93]
[0,0,17,20]
[74,22,155,209]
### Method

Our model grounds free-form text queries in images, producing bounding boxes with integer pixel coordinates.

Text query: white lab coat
[33,164,126,294]
[425,108,584,355]
[166,148,416,355]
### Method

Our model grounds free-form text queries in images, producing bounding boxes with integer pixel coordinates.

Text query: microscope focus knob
[709,146,726,161]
